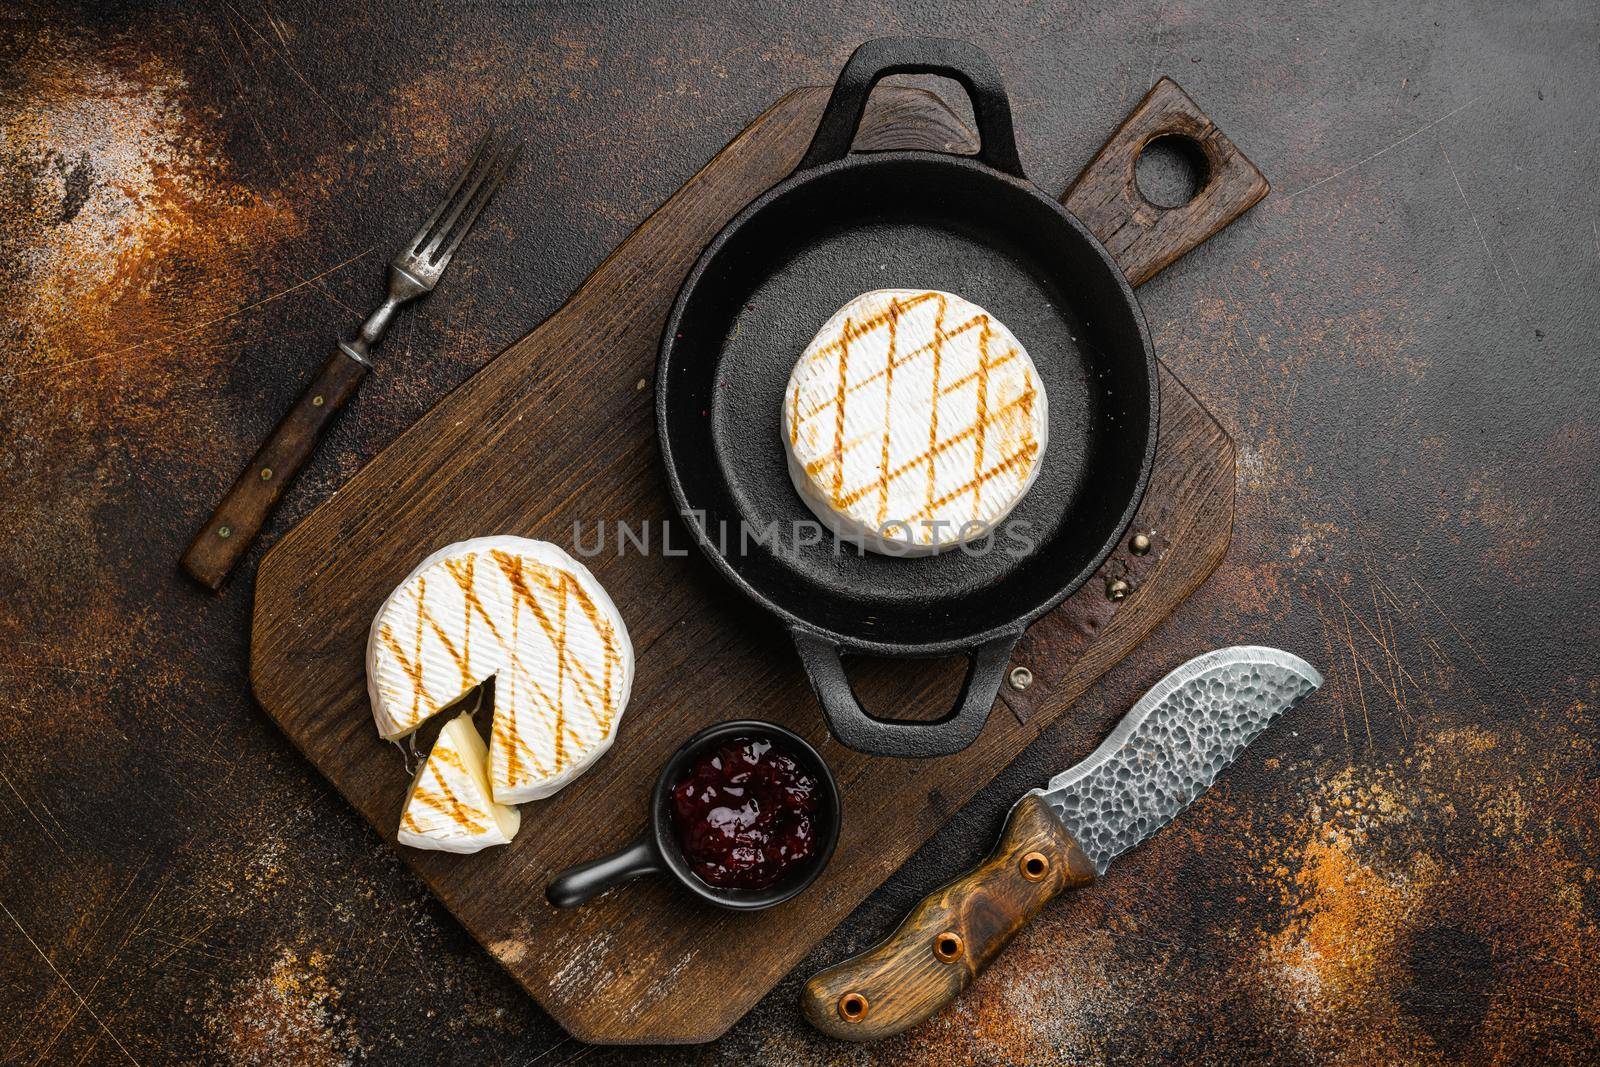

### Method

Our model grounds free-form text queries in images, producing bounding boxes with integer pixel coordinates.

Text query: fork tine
[409,132,494,254]
[419,140,507,263]
[427,143,521,268]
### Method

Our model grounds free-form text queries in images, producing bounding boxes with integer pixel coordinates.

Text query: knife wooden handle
[181,349,368,591]
[802,794,1096,1041]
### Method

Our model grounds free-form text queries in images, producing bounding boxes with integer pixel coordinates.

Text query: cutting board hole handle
[1135,133,1211,209]
[1061,77,1270,287]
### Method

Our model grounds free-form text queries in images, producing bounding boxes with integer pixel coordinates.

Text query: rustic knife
[180,134,519,591]
[802,645,1322,1041]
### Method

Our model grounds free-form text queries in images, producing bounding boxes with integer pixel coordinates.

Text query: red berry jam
[670,737,819,890]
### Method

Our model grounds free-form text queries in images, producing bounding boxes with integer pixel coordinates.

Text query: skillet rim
[656,148,1160,658]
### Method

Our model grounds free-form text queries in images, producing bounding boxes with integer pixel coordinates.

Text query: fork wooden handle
[181,349,369,591]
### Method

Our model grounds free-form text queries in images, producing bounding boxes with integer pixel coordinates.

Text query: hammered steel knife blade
[180,133,520,591]
[802,646,1322,1041]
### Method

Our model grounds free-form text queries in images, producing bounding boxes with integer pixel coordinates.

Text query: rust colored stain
[209,948,359,1066]
[1247,713,1600,1064]
[1,29,300,395]
[0,23,306,617]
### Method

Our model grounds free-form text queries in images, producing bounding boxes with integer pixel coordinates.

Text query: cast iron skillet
[658,37,1260,758]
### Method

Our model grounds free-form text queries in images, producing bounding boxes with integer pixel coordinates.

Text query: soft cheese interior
[397,712,520,853]
[783,289,1048,555]
[367,536,634,806]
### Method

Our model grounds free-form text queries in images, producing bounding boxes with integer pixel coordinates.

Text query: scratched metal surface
[1,0,1596,1063]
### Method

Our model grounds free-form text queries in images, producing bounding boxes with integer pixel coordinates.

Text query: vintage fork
[182,134,521,591]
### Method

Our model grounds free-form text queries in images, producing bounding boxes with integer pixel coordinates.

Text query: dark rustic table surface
[2,2,1596,1064]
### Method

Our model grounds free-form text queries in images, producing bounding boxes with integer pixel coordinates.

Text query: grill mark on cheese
[788,375,801,447]
[808,388,1041,510]
[423,609,474,694]
[906,440,1042,524]
[404,752,490,836]
[442,554,481,682]
[403,746,491,836]
[937,347,1020,396]
[409,575,429,722]
[570,580,624,732]
[830,316,852,501]
[552,573,569,769]
[971,319,993,520]
[876,298,900,526]
[489,551,624,781]
[791,310,984,432]
[493,554,614,718]
[379,620,430,726]
[806,290,941,362]
[925,293,947,516]
[498,578,529,785]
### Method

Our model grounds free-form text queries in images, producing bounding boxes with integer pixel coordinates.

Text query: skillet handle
[798,37,1024,178]
[792,629,1021,758]
[1062,77,1269,287]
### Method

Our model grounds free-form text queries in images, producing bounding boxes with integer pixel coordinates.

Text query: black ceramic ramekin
[546,719,841,910]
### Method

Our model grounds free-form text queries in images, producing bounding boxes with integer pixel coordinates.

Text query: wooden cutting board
[252,83,1240,1043]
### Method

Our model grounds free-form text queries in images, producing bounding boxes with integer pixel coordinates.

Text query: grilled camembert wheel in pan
[783,289,1048,555]
[367,536,634,806]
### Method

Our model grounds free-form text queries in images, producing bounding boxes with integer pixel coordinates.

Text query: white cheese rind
[397,712,520,854]
[366,536,634,805]
[782,289,1048,556]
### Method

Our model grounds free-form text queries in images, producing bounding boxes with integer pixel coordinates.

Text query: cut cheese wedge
[783,289,1048,555]
[397,712,520,853]
[366,536,634,804]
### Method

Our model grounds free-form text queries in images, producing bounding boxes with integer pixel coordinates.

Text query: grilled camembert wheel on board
[783,289,1048,555]
[367,536,634,804]
[398,712,520,853]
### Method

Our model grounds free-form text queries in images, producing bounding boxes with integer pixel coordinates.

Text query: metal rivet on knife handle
[1020,851,1049,881]
[217,526,231,539]
[260,468,273,481]
[838,993,869,1022]
[311,395,325,406]
[1106,578,1130,601]
[1130,531,1152,555]
[1008,666,1033,691]
[801,794,1092,1042]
